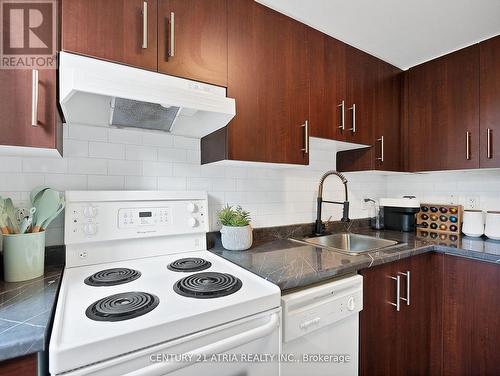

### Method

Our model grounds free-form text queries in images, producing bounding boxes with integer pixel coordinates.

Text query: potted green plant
[217,205,253,251]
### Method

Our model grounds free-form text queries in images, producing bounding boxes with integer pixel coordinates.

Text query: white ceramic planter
[220,225,253,251]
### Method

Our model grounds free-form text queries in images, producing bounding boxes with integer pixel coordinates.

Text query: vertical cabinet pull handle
[31,69,39,127]
[399,271,410,306]
[348,104,356,133]
[338,100,345,130]
[376,136,384,162]
[389,275,401,312]
[487,128,493,159]
[170,12,175,57]
[466,131,471,160]
[142,1,148,49]
[301,120,309,154]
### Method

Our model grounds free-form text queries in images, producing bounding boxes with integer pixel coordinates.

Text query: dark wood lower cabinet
[442,255,500,376]
[360,253,499,376]
[0,354,37,376]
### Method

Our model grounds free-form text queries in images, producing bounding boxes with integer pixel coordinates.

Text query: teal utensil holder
[2,231,45,282]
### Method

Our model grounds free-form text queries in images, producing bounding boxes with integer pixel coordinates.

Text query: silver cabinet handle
[169,12,175,57]
[487,128,493,159]
[31,69,39,127]
[399,271,410,306]
[389,275,401,312]
[466,131,471,160]
[376,136,384,162]
[142,1,148,49]
[348,104,356,133]
[338,100,345,130]
[301,120,309,154]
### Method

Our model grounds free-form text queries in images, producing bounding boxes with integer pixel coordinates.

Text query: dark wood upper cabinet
[480,35,500,168]
[442,255,500,376]
[158,0,227,87]
[62,0,158,71]
[0,69,62,152]
[408,46,480,172]
[337,59,402,172]
[202,0,309,165]
[308,28,346,141]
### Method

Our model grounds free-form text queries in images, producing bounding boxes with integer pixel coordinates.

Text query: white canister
[485,211,500,240]
[462,210,484,237]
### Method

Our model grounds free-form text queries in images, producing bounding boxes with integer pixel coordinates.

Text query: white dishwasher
[281,274,363,376]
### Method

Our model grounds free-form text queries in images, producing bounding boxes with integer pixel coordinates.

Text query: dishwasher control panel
[281,275,363,343]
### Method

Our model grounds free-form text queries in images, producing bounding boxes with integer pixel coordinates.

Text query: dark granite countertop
[0,247,64,362]
[210,223,500,292]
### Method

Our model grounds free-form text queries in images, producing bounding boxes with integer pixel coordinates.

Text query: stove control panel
[66,199,208,243]
[118,207,170,228]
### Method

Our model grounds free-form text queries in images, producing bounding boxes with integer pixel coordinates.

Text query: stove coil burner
[167,258,212,272]
[174,272,242,299]
[84,268,141,286]
[85,292,159,322]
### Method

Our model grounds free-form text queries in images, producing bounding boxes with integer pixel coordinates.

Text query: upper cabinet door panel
[62,0,158,71]
[158,0,228,87]
[345,47,377,145]
[227,0,309,165]
[308,28,346,141]
[0,70,59,149]
[480,35,500,168]
[409,46,479,172]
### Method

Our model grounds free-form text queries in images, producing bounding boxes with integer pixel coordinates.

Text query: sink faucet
[314,170,350,235]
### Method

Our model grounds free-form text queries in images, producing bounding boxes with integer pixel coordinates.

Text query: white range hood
[59,52,236,138]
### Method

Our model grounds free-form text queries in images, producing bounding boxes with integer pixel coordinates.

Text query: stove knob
[347,296,355,311]
[186,202,198,213]
[83,206,98,218]
[188,217,199,228]
[83,223,98,236]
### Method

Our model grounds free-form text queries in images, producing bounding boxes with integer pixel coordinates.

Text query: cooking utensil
[0,198,9,235]
[4,198,19,234]
[20,216,33,234]
[40,197,65,231]
[30,185,50,206]
[33,189,62,233]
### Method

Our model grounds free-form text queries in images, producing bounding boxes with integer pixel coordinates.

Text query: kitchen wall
[1,124,499,247]
[386,170,500,212]
[0,123,385,246]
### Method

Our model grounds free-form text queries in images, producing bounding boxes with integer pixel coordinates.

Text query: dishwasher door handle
[299,317,321,329]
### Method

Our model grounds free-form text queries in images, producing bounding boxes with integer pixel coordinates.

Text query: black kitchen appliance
[379,197,420,232]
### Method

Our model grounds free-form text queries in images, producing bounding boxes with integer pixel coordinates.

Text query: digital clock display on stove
[139,212,152,218]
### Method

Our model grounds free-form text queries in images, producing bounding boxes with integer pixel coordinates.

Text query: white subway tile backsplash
[1,123,499,245]
[108,160,142,176]
[89,142,125,160]
[125,145,157,161]
[63,139,89,157]
[23,158,68,173]
[68,158,108,175]
[88,175,124,190]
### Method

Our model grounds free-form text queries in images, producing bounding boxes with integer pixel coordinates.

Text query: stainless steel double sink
[293,233,400,256]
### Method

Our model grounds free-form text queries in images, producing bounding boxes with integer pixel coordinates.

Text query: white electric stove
[49,191,281,376]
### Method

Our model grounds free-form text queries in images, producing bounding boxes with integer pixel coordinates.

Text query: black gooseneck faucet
[314,170,350,235]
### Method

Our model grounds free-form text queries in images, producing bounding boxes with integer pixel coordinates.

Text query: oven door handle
[124,313,279,376]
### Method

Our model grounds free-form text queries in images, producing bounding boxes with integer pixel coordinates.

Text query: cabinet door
[158,0,227,87]
[345,46,377,146]
[443,255,500,376]
[408,46,479,171]
[397,253,438,376]
[0,69,60,150]
[226,0,309,164]
[62,0,158,71]
[480,35,500,167]
[308,28,346,141]
[360,261,403,376]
